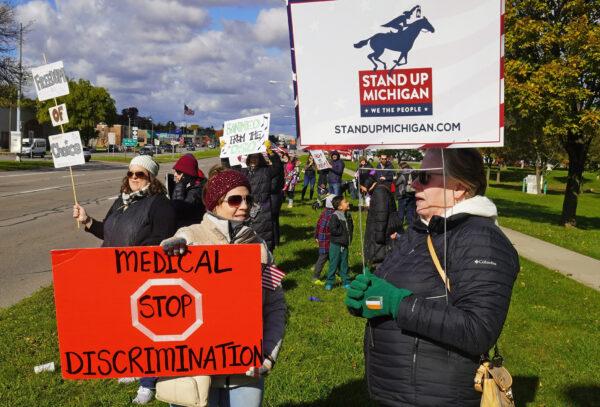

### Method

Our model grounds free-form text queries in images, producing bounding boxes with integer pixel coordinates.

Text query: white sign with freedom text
[31,61,70,102]
[288,0,504,148]
[310,150,331,170]
[49,131,85,168]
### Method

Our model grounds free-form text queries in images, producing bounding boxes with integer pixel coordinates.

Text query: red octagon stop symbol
[130,278,203,342]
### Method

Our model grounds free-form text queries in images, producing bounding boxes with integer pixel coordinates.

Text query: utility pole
[16,23,22,132]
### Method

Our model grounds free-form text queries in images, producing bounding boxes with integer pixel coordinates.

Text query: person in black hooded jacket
[363,181,403,269]
[244,153,275,251]
[269,143,285,247]
[171,153,206,228]
[346,148,519,407]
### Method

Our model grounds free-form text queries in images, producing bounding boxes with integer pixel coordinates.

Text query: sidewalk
[500,227,600,292]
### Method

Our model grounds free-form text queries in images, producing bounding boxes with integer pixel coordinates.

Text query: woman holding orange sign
[160,166,287,407]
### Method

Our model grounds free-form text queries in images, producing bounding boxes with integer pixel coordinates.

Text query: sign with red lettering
[287,0,504,148]
[51,245,263,380]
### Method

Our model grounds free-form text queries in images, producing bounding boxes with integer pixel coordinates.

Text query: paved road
[0,156,221,309]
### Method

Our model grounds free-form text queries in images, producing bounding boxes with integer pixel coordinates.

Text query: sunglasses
[225,194,253,208]
[127,171,148,179]
[413,171,443,185]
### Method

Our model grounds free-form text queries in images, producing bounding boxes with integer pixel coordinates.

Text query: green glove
[344,269,412,319]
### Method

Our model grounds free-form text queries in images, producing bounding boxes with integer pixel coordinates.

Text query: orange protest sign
[51,244,263,380]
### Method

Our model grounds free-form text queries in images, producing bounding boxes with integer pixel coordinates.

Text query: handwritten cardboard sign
[310,150,331,170]
[287,0,504,148]
[51,244,263,379]
[220,114,270,158]
[49,131,85,168]
[49,103,69,127]
[31,61,69,102]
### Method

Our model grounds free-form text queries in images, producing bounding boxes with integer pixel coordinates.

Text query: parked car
[138,146,155,156]
[186,144,196,151]
[83,147,92,162]
[162,144,177,153]
[19,138,47,158]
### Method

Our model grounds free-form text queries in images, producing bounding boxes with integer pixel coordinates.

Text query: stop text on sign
[131,278,203,342]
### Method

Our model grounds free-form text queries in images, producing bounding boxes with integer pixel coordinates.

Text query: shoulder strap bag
[426,235,515,407]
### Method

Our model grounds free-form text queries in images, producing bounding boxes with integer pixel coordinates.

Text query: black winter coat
[244,166,275,250]
[171,175,206,228]
[329,211,353,247]
[88,194,176,247]
[327,159,344,184]
[364,184,402,266]
[375,161,394,184]
[269,153,285,194]
[364,213,519,406]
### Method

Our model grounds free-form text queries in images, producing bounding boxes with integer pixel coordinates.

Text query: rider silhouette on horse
[354,5,434,74]
[382,5,421,33]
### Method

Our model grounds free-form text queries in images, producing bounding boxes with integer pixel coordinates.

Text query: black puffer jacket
[88,194,176,247]
[364,183,402,266]
[171,175,206,228]
[244,161,275,251]
[364,197,519,406]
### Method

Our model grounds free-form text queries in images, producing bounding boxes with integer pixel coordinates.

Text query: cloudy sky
[15,0,296,135]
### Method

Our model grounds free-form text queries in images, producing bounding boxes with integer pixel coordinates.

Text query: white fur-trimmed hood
[445,195,498,222]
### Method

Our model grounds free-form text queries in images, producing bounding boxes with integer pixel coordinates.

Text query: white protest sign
[49,131,85,168]
[220,114,270,158]
[132,126,138,141]
[288,0,504,148]
[31,61,69,102]
[49,104,69,127]
[310,150,332,170]
[108,132,116,145]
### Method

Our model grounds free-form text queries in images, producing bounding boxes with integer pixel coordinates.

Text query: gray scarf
[120,185,150,209]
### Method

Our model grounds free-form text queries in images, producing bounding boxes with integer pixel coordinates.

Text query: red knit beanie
[203,170,251,211]
[173,153,199,177]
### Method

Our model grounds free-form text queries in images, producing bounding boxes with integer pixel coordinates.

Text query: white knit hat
[130,155,159,176]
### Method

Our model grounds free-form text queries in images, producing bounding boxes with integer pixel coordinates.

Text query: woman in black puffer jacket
[363,181,403,269]
[244,153,275,251]
[346,148,519,406]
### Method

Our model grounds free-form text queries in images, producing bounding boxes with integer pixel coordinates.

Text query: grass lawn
[0,160,54,171]
[1,200,600,406]
[93,149,220,164]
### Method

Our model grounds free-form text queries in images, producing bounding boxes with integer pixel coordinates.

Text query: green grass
[93,149,220,164]
[0,160,54,171]
[1,201,600,405]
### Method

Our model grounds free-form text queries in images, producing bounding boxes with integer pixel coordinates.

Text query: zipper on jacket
[368,320,375,348]
[410,337,419,385]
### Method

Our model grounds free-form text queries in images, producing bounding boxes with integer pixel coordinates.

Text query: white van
[20,138,47,158]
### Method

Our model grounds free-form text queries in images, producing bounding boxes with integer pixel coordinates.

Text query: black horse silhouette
[354,17,435,73]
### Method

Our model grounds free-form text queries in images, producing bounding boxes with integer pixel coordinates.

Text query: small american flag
[262,264,285,291]
[184,104,195,116]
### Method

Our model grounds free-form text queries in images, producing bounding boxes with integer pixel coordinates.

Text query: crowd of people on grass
[71,143,519,407]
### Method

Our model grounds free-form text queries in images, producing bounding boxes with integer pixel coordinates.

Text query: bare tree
[0,3,21,87]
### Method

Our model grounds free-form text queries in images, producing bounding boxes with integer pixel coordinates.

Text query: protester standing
[244,153,275,251]
[395,161,417,229]
[363,181,402,269]
[268,140,285,247]
[327,151,345,195]
[313,194,335,285]
[357,156,375,208]
[325,196,353,290]
[171,153,206,228]
[346,148,519,406]
[283,156,300,208]
[73,155,176,405]
[374,153,394,185]
[161,167,286,407]
[301,154,317,201]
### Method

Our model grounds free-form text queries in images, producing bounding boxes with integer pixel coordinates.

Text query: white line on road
[0,177,123,198]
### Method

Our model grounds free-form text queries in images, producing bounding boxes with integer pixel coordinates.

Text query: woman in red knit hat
[171,153,206,228]
[160,165,287,407]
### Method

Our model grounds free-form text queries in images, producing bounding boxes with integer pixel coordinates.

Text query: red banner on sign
[51,244,263,380]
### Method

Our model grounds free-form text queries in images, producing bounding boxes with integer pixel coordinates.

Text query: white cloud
[16,0,296,135]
